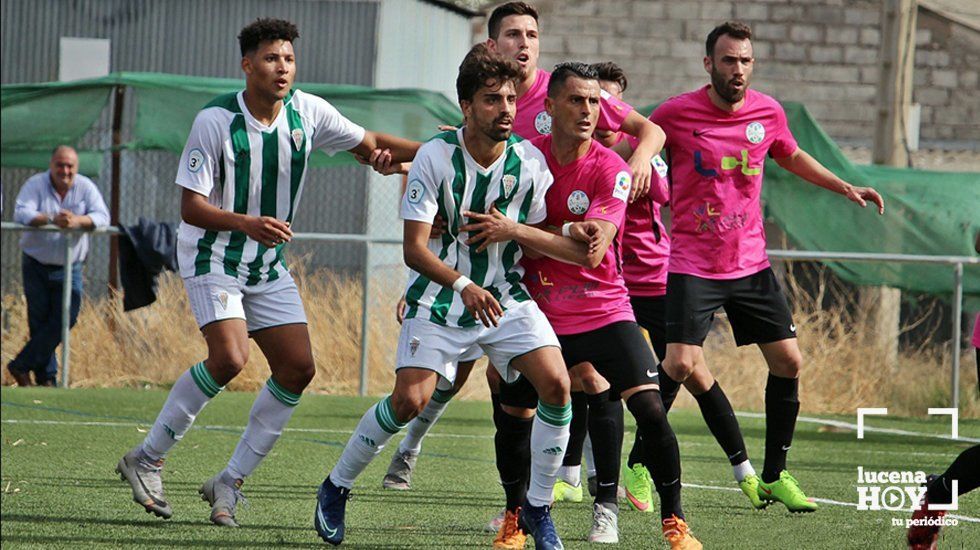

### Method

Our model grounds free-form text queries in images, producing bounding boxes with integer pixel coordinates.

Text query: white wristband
[452,275,473,293]
[561,222,573,237]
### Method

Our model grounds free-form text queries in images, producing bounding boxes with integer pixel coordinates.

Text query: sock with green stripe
[141,361,223,461]
[527,400,571,507]
[398,386,455,455]
[330,395,407,489]
[224,377,301,480]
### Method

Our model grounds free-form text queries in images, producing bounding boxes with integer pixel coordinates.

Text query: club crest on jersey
[612,171,632,202]
[534,111,552,134]
[745,122,765,144]
[501,174,517,198]
[567,190,590,215]
[291,128,305,151]
[409,336,420,356]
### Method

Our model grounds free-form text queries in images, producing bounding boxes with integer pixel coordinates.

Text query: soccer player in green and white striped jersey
[115,18,419,527]
[315,44,603,550]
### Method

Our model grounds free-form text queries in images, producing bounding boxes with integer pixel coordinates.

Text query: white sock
[398,387,454,455]
[584,433,596,478]
[558,465,581,486]
[733,459,757,482]
[330,396,406,489]
[526,401,572,507]
[141,362,222,461]
[224,379,300,480]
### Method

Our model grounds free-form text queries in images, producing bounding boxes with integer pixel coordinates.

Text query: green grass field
[1,387,977,549]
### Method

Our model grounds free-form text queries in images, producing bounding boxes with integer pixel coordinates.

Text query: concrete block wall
[483,0,978,149]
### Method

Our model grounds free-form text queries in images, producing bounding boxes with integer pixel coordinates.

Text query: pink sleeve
[769,102,799,159]
[972,313,980,348]
[596,90,634,133]
[585,165,630,228]
[649,104,671,147]
[649,169,669,205]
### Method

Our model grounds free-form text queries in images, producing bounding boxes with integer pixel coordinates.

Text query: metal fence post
[951,262,963,411]
[59,232,73,389]
[358,241,372,397]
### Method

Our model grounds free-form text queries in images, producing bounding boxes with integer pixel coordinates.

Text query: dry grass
[1,266,975,417]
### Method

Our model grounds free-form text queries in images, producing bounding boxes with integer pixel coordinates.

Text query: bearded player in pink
[464,62,702,550]
[649,21,884,513]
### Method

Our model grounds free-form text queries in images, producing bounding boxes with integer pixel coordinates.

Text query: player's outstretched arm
[404,219,502,327]
[180,188,292,248]
[774,148,885,214]
[352,131,421,164]
[617,111,666,202]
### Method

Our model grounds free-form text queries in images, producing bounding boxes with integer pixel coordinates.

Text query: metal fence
[1,221,977,408]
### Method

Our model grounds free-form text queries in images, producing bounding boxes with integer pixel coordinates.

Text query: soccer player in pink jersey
[464,62,702,550]
[649,21,884,513]
[592,61,764,512]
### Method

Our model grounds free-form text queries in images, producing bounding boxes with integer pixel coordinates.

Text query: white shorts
[184,271,307,332]
[395,301,560,385]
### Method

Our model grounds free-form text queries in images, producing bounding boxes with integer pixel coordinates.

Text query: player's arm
[617,111,666,202]
[403,219,502,327]
[351,131,420,165]
[773,148,884,214]
[460,207,610,269]
[181,189,292,248]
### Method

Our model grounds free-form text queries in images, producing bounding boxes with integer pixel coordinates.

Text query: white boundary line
[736,412,980,444]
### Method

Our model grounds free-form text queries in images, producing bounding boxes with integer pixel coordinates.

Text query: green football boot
[757,470,818,513]
[623,463,654,513]
[738,474,769,510]
[552,478,584,503]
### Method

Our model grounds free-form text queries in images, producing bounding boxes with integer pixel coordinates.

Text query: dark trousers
[9,253,82,385]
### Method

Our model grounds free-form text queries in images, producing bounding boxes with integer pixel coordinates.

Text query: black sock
[626,390,683,520]
[627,433,644,469]
[562,392,589,469]
[927,445,980,504]
[694,381,749,466]
[763,374,799,483]
[586,390,623,505]
[658,363,681,412]
[494,408,533,512]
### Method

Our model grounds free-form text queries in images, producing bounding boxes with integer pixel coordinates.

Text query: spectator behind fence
[7,145,109,387]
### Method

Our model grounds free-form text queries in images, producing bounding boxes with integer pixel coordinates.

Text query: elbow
[403,247,424,272]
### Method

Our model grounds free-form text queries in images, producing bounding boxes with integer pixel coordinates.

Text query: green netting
[1,73,976,302]
[637,101,979,304]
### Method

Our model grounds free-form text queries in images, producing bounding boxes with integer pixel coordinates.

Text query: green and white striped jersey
[175,89,365,284]
[400,128,553,327]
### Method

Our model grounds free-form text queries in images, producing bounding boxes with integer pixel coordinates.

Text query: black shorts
[498,321,661,406]
[665,267,797,347]
[629,295,667,362]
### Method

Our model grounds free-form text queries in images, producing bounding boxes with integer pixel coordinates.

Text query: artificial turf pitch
[1,387,977,549]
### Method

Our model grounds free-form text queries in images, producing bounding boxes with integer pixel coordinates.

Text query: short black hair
[591,61,627,93]
[456,43,522,103]
[546,62,598,98]
[488,2,539,39]
[238,18,299,57]
[706,21,752,57]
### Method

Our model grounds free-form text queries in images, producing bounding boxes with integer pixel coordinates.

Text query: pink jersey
[522,135,635,335]
[973,313,980,348]
[651,86,798,279]
[622,157,671,296]
[513,70,634,139]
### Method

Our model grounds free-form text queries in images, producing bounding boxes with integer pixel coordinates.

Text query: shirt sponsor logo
[694,149,760,178]
[612,171,631,202]
[406,179,425,204]
[534,111,552,134]
[567,190,590,215]
[652,154,669,178]
[188,148,205,173]
[746,121,766,144]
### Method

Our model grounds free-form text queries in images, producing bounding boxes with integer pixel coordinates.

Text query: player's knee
[578,371,609,395]
[286,360,317,390]
[663,356,696,383]
[390,391,428,423]
[207,352,248,382]
[536,371,570,405]
[770,350,803,378]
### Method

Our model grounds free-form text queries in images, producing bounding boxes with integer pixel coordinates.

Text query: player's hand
[354,148,409,176]
[243,216,292,248]
[429,214,448,240]
[395,297,407,324]
[460,284,503,327]
[569,221,604,253]
[459,206,518,252]
[844,184,885,215]
[627,157,651,203]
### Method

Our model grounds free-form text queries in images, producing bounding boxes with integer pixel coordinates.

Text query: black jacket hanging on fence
[118,218,178,311]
